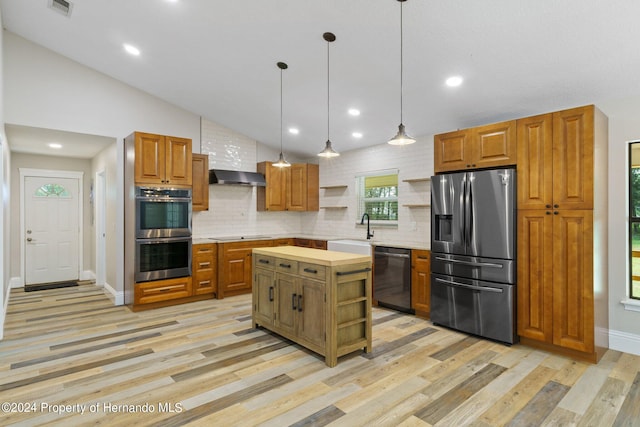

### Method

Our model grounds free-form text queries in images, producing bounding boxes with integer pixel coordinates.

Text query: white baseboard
[103,282,124,306]
[80,270,96,281]
[9,277,22,289]
[609,329,640,356]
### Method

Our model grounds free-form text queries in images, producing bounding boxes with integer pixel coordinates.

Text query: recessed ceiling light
[288,128,299,135]
[48,143,62,149]
[446,76,463,87]
[352,132,363,139]
[348,108,360,116]
[123,43,141,56]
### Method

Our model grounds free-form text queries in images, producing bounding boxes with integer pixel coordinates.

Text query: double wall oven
[135,187,192,282]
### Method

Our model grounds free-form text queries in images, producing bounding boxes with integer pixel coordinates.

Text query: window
[34,183,71,198]
[356,170,398,225]
[629,142,640,299]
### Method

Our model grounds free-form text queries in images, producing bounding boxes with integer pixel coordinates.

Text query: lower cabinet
[252,246,372,367]
[411,249,431,318]
[217,240,275,299]
[192,243,217,296]
[134,276,193,306]
[294,238,327,250]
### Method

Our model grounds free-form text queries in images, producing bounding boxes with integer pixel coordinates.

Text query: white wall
[91,141,119,296]
[0,8,9,339]
[302,137,433,248]
[598,98,640,354]
[3,31,201,303]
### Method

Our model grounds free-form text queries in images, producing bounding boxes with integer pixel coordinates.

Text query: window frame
[628,142,640,300]
[355,169,399,227]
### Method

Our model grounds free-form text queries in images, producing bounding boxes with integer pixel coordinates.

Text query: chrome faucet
[360,213,374,240]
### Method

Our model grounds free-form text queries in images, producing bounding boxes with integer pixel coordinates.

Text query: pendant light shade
[388,0,415,146]
[318,32,340,158]
[274,61,291,168]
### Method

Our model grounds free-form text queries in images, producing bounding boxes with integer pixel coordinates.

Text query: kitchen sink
[327,239,373,256]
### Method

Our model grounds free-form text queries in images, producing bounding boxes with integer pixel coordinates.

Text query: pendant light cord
[280,67,283,152]
[400,0,404,124]
[327,38,331,141]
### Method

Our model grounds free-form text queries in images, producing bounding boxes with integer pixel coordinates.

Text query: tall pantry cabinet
[516,105,608,363]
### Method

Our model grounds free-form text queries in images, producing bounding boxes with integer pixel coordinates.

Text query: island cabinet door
[254,268,275,327]
[275,273,297,335]
[297,278,326,350]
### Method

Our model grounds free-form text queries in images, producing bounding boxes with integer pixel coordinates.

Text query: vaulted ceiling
[3,0,640,157]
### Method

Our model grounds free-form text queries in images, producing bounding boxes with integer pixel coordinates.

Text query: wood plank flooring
[1,284,639,426]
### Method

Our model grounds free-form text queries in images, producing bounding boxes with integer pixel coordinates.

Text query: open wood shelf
[403,204,431,208]
[320,206,348,209]
[402,177,431,183]
[320,185,348,190]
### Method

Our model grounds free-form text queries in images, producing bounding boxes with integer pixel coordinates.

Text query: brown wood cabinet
[253,246,372,367]
[128,131,192,187]
[134,276,193,306]
[192,242,217,296]
[516,104,608,363]
[217,239,274,298]
[434,120,516,173]
[192,154,209,211]
[257,162,319,211]
[294,238,327,250]
[411,249,431,319]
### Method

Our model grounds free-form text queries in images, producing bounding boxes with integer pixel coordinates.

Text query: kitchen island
[252,246,372,367]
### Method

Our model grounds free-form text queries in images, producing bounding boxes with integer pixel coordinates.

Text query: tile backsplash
[193,117,433,248]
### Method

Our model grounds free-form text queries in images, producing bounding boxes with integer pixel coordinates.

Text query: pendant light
[318,32,340,158]
[273,61,291,168]
[388,0,416,145]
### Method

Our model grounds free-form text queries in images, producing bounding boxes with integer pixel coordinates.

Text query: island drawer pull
[258,259,270,264]
[303,268,318,274]
[279,263,292,269]
[336,267,372,276]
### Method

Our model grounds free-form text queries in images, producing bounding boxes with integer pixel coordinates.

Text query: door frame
[19,168,84,286]
[95,170,106,287]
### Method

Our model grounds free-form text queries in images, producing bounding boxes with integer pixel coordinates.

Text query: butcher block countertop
[253,246,371,267]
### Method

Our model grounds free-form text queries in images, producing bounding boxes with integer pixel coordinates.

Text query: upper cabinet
[192,153,209,211]
[257,162,319,211]
[434,120,517,173]
[129,132,192,187]
[517,106,595,210]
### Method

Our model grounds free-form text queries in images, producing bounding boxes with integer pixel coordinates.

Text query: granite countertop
[253,246,372,266]
[193,234,429,251]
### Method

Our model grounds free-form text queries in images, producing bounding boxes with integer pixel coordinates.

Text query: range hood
[209,169,266,186]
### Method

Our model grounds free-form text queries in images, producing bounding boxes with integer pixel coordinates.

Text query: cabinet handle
[554,211,559,215]
[279,263,292,269]
[198,280,211,287]
[259,259,270,264]
[199,262,210,268]
[554,204,559,208]
[417,255,428,260]
[298,295,303,312]
[546,204,552,208]
[546,211,551,215]
[303,268,318,274]
[269,286,274,302]
[292,293,297,310]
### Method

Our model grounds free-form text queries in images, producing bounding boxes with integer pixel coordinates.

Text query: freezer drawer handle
[435,277,503,293]
[336,267,372,276]
[434,256,503,268]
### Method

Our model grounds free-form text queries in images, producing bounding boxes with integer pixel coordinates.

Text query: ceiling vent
[48,0,74,18]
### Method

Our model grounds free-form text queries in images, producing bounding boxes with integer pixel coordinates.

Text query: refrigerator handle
[468,174,474,252]
[464,175,471,252]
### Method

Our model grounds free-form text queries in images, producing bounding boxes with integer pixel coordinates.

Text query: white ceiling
[2,0,640,158]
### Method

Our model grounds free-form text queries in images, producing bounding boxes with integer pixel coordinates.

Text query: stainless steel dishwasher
[374,246,412,313]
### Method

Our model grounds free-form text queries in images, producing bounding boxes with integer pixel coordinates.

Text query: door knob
[26,230,32,234]
[27,238,33,242]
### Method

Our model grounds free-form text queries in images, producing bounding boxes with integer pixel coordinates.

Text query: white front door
[24,176,80,285]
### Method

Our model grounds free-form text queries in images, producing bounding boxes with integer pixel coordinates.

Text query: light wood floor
[1,284,639,426]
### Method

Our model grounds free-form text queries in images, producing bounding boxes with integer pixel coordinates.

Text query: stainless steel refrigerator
[430,168,517,344]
